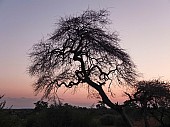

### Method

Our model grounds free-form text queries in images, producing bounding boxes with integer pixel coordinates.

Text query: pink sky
[0,0,170,108]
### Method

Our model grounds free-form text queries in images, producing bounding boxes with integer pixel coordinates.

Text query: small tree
[96,100,106,109]
[124,79,170,127]
[29,9,137,127]
[34,100,48,111]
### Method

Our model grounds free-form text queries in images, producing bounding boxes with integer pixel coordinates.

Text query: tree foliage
[29,9,137,98]
[124,79,170,127]
[125,80,170,108]
[34,100,48,111]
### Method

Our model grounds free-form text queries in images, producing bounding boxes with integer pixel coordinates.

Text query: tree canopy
[125,79,170,108]
[29,9,137,98]
[124,79,170,127]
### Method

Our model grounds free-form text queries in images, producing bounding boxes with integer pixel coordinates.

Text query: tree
[29,9,137,127]
[96,100,106,109]
[124,79,170,127]
[34,100,48,111]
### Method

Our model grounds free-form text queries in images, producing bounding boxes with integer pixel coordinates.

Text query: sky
[0,0,170,108]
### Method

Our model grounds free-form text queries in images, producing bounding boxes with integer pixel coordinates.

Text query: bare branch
[29,9,137,102]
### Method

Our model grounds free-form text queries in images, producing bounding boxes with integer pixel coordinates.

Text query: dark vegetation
[0,100,170,127]
[0,95,6,109]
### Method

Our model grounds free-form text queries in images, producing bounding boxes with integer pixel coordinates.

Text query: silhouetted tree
[34,100,48,111]
[29,9,137,127]
[96,100,106,109]
[124,79,170,127]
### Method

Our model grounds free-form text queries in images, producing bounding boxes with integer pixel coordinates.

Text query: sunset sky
[0,0,170,108]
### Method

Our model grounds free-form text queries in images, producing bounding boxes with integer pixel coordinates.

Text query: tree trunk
[160,108,165,127]
[143,108,149,127]
[150,110,165,127]
[86,78,133,127]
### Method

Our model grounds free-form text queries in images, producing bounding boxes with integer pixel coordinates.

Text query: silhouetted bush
[34,101,48,111]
